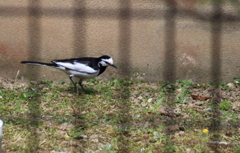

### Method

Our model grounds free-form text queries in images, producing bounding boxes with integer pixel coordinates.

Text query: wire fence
[1,0,240,152]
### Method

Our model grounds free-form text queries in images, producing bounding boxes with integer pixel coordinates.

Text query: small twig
[70,104,76,115]
[14,70,20,83]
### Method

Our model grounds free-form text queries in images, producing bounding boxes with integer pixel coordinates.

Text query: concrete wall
[0,0,240,83]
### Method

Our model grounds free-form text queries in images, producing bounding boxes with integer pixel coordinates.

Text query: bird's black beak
[111,64,117,68]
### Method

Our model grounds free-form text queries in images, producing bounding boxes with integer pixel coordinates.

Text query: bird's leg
[78,79,86,93]
[69,75,77,93]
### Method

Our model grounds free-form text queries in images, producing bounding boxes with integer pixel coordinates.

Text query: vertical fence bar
[28,0,42,79]
[164,1,177,82]
[119,0,131,76]
[117,0,132,152]
[163,1,177,152]
[26,1,42,151]
[211,2,222,84]
[208,2,223,152]
[73,0,87,57]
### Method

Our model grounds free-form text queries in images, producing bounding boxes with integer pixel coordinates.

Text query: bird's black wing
[51,57,99,73]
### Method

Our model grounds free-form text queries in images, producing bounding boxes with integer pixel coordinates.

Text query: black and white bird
[21,55,117,93]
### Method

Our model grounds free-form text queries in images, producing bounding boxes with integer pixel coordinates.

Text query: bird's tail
[21,61,58,67]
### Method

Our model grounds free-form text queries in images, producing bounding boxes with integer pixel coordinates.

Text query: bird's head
[99,55,117,68]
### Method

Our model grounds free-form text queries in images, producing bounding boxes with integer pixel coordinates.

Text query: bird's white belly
[60,69,99,79]
[73,71,99,79]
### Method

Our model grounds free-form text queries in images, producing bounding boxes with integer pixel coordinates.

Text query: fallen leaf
[148,98,153,103]
[58,123,74,130]
[191,95,212,101]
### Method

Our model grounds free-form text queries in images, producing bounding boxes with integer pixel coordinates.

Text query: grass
[0,77,240,152]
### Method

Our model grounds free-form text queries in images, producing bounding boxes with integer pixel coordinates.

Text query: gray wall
[0,0,240,83]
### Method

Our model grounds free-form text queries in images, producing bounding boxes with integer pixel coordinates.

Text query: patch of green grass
[218,99,231,111]
[0,78,239,152]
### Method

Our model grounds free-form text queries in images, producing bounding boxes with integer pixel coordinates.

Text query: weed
[218,99,231,111]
